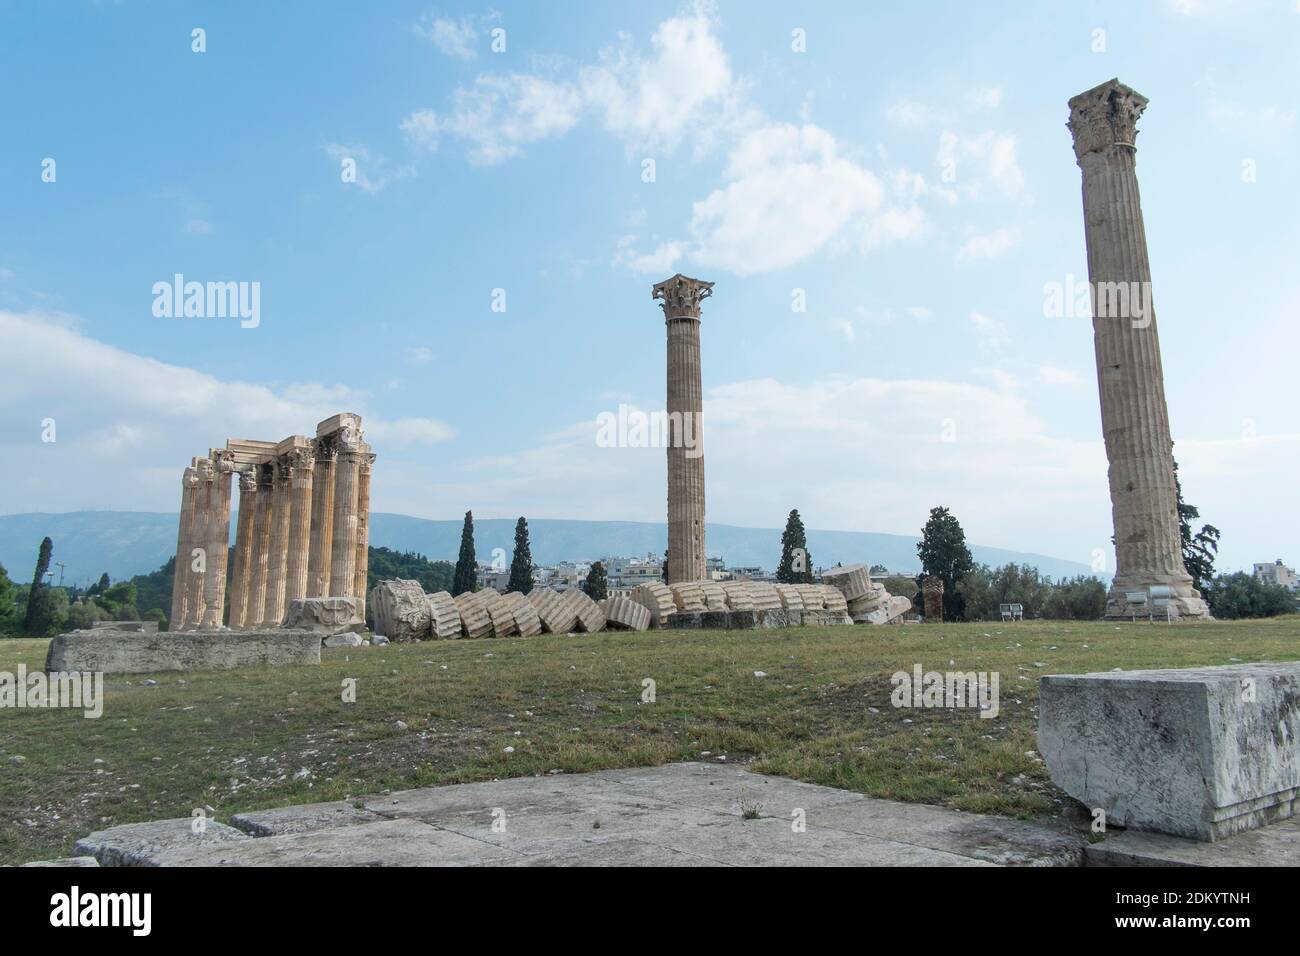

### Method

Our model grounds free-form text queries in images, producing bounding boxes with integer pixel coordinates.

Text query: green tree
[86,572,111,597]
[661,548,669,584]
[66,602,105,630]
[1206,572,1295,619]
[1041,576,1108,620]
[916,507,974,621]
[1174,460,1220,594]
[364,547,454,595]
[776,509,815,584]
[507,517,534,594]
[452,510,477,596]
[23,537,54,635]
[0,562,15,631]
[583,561,608,601]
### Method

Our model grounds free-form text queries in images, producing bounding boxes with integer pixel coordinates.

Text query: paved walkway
[58,763,1086,867]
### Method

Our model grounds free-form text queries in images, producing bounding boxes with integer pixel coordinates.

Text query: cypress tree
[24,536,53,634]
[584,561,608,601]
[507,517,534,594]
[916,506,975,621]
[776,509,814,584]
[452,511,477,596]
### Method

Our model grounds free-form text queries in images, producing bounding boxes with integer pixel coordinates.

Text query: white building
[1253,560,1299,591]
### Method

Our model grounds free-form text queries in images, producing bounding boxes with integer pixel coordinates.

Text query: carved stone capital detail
[653,273,715,321]
[1068,78,1148,161]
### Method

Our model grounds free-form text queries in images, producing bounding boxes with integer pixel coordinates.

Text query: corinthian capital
[237,469,257,494]
[653,273,715,322]
[1067,78,1148,161]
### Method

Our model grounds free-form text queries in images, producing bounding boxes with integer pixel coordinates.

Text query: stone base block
[1039,663,1300,841]
[45,629,322,674]
[822,563,873,601]
[1104,578,1212,621]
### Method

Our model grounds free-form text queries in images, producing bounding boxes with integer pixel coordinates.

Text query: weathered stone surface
[1067,80,1209,620]
[281,596,365,634]
[700,610,730,630]
[669,581,708,613]
[822,563,873,601]
[655,274,712,584]
[793,583,825,610]
[230,801,386,837]
[45,629,321,674]
[921,576,944,622]
[1085,816,1300,867]
[720,581,755,611]
[1040,663,1300,841]
[20,856,101,867]
[630,583,676,627]
[322,633,364,648]
[747,582,783,611]
[754,608,790,629]
[478,589,518,637]
[500,591,541,637]
[370,579,430,642]
[773,584,805,611]
[562,588,605,633]
[89,620,159,633]
[73,818,248,866]
[698,581,728,611]
[855,595,912,625]
[528,587,579,634]
[454,591,494,639]
[426,590,462,640]
[601,596,651,632]
[151,819,518,867]
[814,585,850,618]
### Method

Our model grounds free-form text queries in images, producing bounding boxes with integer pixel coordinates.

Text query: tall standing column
[653,274,712,584]
[1067,79,1209,619]
[306,437,337,598]
[261,457,293,627]
[184,456,216,629]
[284,446,316,608]
[168,464,199,630]
[329,420,363,598]
[244,463,275,628]
[201,450,235,628]
[352,448,375,617]
[227,470,257,629]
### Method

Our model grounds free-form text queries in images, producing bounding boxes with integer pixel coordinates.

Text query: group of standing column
[168,413,375,631]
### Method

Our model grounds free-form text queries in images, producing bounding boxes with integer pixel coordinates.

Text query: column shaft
[352,450,374,616]
[227,470,257,629]
[201,451,234,628]
[168,465,199,630]
[261,459,293,627]
[244,464,275,628]
[184,458,215,628]
[1068,80,1207,618]
[329,447,362,597]
[306,438,337,597]
[284,447,315,608]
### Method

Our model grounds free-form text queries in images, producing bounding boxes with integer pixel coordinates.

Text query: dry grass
[2,616,1297,864]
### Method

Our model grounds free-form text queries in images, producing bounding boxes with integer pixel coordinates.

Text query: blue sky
[1,0,1297,573]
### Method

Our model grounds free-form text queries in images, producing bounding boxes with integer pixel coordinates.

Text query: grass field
[2,617,1297,865]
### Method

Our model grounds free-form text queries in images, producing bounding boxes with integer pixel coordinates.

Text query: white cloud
[688,123,889,274]
[956,227,1015,262]
[614,236,684,274]
[936,130,1026,201]
[183,219,213,236]
[403,73,585,164]
[403,346,433,364]
[413,14,481,60]
[969,311,1011,353]
[0,310,454,512]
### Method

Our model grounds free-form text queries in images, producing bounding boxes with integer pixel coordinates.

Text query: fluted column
[284,446,315,607]
[184,456,216,628]
[1068,79,1208,619]
[261,457,293,627]
[329,422,363,597]
[168,464,199,630]
[244,463,275,628]
[306,437,337,597]
[227,470,257,629]
[352,448,375,616]
[201,450,235,628]
[653,274,712,584]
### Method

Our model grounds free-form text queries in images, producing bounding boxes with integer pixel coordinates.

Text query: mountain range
[0,511,1098,587]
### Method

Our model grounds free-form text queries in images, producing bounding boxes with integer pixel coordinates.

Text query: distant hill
[0,511,1098,586]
